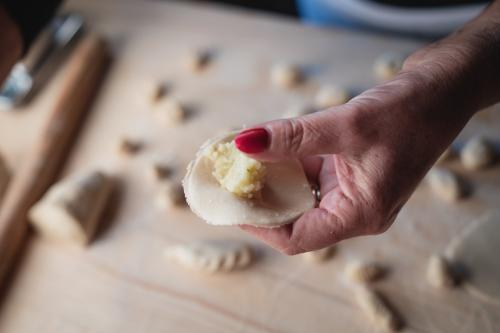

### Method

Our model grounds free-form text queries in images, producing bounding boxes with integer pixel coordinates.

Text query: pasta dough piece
[426,254,457,289]
[447,210,500,304]
[270,62,302,88]
[155,181,186,209]
[354,285,403,332]
[373,52,405,81]
[154,98,186,126]
[346,260,386,283]
[183,131,315,227]
[0,154,10,203]
[314,85,350,109]
[427,167,466,202]
[28,171,113,245]
[147,81,169,103]
[460,136,495,170]
[185,49,211,72]
[119,137,143,155]
[302,246,336,262]
[149,161,174,181]
[165,240,253,273]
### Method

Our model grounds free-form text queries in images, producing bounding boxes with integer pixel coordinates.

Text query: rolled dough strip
[446,210,500,305]
[183,131,315,227]
[354,285,403,332]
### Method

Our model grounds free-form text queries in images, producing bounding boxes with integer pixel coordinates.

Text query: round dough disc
[183,132,315,227]
[447,210,500,305]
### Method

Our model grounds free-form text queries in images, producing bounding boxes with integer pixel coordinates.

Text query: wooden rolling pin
[0,33,109,286]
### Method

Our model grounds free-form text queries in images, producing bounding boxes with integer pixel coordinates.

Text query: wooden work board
[0,0,499,332]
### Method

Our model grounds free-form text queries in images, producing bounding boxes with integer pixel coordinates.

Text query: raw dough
[184,49,211,72]
[282,103,315,119]
[155,181,186,209]
[270,62,302,88]
[460,136,495,170]
[373,52,405,81]
[426,254,457,289]
[28,171,113,245]
[354,285,403,332]
[447,210,500,305]
[427,167,465,202]
[346,260,386,283]
[154,97,186,126]
[0,154,10,203]
[119,138,143,155]
[314,85,350,109]
[183,131,315,227]
[149,161,174,181]
[302,246,336,262]
[165,239,253,273]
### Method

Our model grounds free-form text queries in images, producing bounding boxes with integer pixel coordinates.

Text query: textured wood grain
[0,1,499,332]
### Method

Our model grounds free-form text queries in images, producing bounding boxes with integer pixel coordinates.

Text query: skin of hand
[236,1,500,255]
[0,5,23,84]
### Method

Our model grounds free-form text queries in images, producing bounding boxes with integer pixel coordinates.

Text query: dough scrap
[354,285,403,332]
[302,246,336,262]
[426,254,457,289]
[154,98,186,126]
[314,85,350,109]
[148,159,174,181]
[373,52,405,81]
[119,138,143,155]
[426,167,466,202]
[185,49,211,72]
[165,239,253,273]
[155,181,186,209]
[447,210,500,305]
[183,131,315,227]
[270,62,302,88]
[28,171,113,245]
[346,260,386,283]
[0,154,10,203]
[460,136,495,170]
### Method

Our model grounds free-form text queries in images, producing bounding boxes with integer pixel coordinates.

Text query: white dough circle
[183,131,315,227]
[447,210,500,305]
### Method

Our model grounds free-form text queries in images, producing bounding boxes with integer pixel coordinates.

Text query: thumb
[235,107,353,161]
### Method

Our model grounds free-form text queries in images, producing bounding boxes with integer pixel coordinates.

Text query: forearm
[0,5,22,83]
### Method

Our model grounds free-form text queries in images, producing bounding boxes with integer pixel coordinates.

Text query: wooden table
[0,1,499,332]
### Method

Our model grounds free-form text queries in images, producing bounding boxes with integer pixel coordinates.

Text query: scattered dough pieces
[302,246,336,262]
[0,154,10,203]
[426,254,457,289]
[427,167,466,202]
[460,136,495,170]
[183,131,315,227]
[155,181,186,209]
[28,171,113,245]
[282,103,315,118]
[185,49,211,72]
[447,210,500,305]
[271,62,302,88]
[154,98,186,126]
[165,239,253,273]
[346,260,386,283]
[119,137,143,156]
[354,285,403,332]
[314,85,350,109]
[373,52,405,81]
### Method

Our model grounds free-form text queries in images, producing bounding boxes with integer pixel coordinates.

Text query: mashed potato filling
[205,141,266,199]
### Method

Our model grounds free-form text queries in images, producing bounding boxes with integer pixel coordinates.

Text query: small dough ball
[460,136,495,170]
[0,154,10,203]
[354,285,403,332]
[154,98,186,126]
[149,160,174,181]
[427,167,465,202]
[345,260,386,283]
[155,181,186,209]
[314,85,350,109]
[184,49,211,72]
[374,52,405,81]
[282,103,315,118]
[271,62,302,88]
[302,246,336,262]
[147,81,169,104]
[118,137,143,156]
[426,254,457,289]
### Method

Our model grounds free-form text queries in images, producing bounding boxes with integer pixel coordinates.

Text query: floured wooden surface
[0,0,499,332]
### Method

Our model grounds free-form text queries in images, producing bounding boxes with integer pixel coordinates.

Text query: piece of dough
[147,81,169,103]
[154,98,186,126]
[426,254,457,289]
[148,160,174,181]
[28,171,113,245]
[155,181,186,209]
[426,167,466,202]
[354,285,403,332]
[314,85,350,109]
[346,260,386,283]
[165,239,253,273]
[184,49,211,72]
[270,62,302,88]
[447,210,500,304]
[183,131,315,227]
[460,136,495,170]
[373,52,405,81]
[302,246,336,262]
[118,137,143,155]
[0,154,10,203]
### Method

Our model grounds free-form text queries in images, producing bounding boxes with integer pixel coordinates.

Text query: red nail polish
[235,128,269,154]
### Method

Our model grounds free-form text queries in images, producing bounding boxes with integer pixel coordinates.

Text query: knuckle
[280,119,306,155]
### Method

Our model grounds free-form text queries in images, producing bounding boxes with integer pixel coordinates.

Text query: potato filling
[206,141,266,199]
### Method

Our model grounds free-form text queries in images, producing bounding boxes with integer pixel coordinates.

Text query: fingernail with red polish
[235,128,269,154]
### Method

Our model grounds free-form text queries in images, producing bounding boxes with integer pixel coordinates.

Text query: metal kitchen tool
[0,13,84,110]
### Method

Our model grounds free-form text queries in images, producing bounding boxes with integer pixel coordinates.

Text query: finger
[234,106,354,161]
[300,155,323,185]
